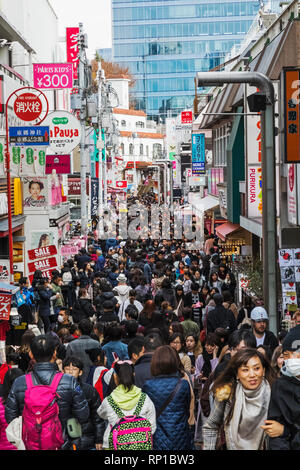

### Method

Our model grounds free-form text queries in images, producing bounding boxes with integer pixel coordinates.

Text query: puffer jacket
[142,373,194,450]
[5,362,90,433]
[0,397,17,450]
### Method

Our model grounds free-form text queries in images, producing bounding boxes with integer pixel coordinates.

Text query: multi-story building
[112,0,262,121]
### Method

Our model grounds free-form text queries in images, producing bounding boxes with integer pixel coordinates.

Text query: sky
[49,0,112,60]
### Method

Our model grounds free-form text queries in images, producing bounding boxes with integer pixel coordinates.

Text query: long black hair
[114,362,135,391]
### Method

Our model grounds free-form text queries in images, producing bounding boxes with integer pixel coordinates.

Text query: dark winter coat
[206,304,237,334]
[5,362,90,431]
[72,298,95,323]
[76,381,105,449]
[143,374,194,450]
[38,287,54,317]
[134,353,154,389]
[267,374,300,450]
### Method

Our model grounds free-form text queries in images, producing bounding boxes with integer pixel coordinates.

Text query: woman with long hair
[142,345,195,450]
[97,361,156,449]
[169,332,192,374]
[139,300,156,328]
[202,348,277,450]
[271,345,284,378]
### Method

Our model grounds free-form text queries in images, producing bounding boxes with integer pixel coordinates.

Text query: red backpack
[22,372,64,450]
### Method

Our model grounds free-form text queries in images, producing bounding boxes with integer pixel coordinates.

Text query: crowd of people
[0,204,300,451]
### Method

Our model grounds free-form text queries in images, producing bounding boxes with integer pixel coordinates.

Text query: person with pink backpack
[5,334,90,451]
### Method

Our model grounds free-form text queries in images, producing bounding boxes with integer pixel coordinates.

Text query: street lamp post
[196,71,278,333]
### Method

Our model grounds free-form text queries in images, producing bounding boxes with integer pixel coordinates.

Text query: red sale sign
[29,269,56,285]
[0,294,11,321]
[28,245,57,261]
[66,28,79,81]
[28,256,58,274]
[33,63,73,90]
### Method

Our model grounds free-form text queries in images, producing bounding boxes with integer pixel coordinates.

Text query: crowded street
[0,0,299,456]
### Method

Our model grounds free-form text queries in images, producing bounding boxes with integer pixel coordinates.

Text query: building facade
[112,0,262,121]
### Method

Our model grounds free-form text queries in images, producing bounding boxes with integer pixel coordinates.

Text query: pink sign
[33,63,73,90]
[45,155,71,174]
[66,28,79,81]
[61,245,79,256]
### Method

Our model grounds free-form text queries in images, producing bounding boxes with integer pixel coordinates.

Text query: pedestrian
[181,307,200,338]
[36,278,56,334]
[264,325,300,449]
[97,361,156,450]
[102,323,129,368]
[250,306,279,356]
[142,345,194,450]
[202,348,276,450]
[270,345,284,378]
[62,356,105,450]
[134,333,163,388]
[169,332,192,374]
[5,334,90,450]
[185,334,203,375]
[71,288,96,324]
[0,368,24,450]
[206,293,237,335]
[65,319,101,383]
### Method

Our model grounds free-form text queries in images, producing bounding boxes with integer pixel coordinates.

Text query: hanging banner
[66,27,79,81]
[287,164,298,225]
[192,133,205,175]
[283,68,300,163]
[90,177,99,217]
[45,155,71,174]
[248,166,263,218]
[0,294,11,321]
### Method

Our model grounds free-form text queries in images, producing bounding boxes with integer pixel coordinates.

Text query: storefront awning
[216,221,240,241]
[0,215,25,238]
[189,194,219,214]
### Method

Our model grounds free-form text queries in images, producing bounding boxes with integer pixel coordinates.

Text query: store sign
[28,256,58,274]
[33,63,73,90]
[27,245,57,261]
[45,155,71,174]
[66,27,79,81]
[116,181,127,189]
[61,245,79,256]
[248,166,262,218]
[9,126,50,146]
[90,177,99,217]
[0,261,9,282]
[192,133,205,175]
[283,68,300,163]
[181,111,193,124]
[287,164,298,225]
[0,294,11,320]
[43,111,81,153]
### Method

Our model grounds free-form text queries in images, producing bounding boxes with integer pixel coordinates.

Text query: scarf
[111,385,142,411]
[227,378,270,450]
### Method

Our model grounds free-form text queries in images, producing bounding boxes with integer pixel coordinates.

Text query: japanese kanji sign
[9,127,50,146]
[66,28,79,81]
[0,294,11,321]
[14,92,43,122]
[45,155,71,174]
[283,68,300,163]
[181,111,193,124]
[192,133,205,175]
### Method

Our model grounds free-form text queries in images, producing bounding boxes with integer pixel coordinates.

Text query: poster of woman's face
[23,177,48,212]
[30,231,55,250]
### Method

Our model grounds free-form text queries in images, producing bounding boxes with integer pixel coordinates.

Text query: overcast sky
[50,0,112,60]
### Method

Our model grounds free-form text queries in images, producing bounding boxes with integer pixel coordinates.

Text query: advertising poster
[278,249,295,267]
[23,177,48,212]
[279,248,300,311]
[30,230,55,250]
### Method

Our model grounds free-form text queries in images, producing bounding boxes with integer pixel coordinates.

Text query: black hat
[103,300,114,310]
[282,325,300,352]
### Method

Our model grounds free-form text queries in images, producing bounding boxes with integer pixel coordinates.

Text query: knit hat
[250,306,268,321]
[282,325,300,352]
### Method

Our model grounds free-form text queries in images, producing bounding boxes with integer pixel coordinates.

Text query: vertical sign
[287,164,298,225]
[284,68,300,163]
[192,133,205,175]
[91,177,99,217]
[66,27,79,81]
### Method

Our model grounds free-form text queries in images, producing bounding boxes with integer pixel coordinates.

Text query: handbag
[156,379,182,419]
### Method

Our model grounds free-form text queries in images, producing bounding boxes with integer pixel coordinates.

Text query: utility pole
[78,23,88,236]
[196,71,278,334]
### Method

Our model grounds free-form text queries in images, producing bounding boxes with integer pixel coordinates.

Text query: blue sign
[192,133,205,175]
[9,126,50,146]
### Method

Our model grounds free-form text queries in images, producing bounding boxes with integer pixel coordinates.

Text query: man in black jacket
[133,333,163,388]
[206,293,237,335]
[250,306,278,355]
[5,334,89,448]
[264,325,300,450]
[98,300,119,324]
[62,356,105,450]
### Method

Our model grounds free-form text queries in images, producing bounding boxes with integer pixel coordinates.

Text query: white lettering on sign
[34,246,51,258]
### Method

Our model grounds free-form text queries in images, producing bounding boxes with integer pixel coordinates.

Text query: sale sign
[27,245,57,261]
[61,245,79,256]
[29,269,56,285]
[66,28,79,81]
[0,294,11,321]
[28,256,58,274]
[33,63,73,90]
